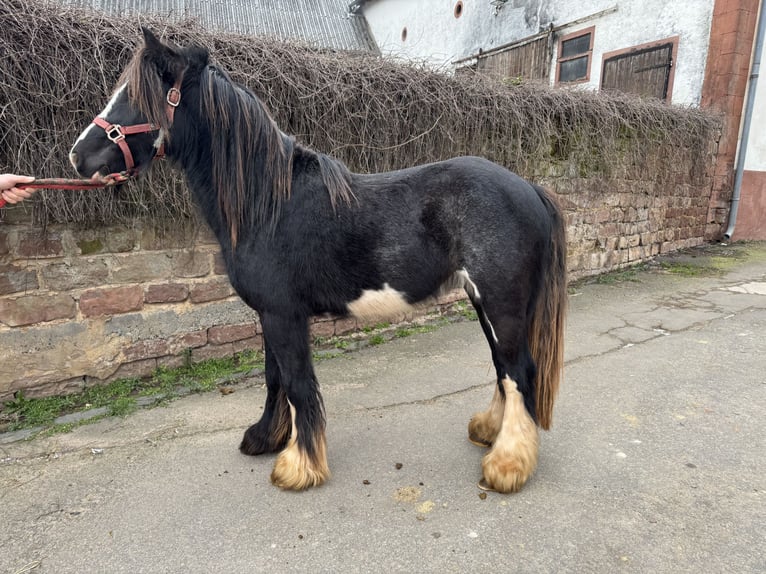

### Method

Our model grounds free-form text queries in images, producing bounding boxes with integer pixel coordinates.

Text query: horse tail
[529,185,567,430]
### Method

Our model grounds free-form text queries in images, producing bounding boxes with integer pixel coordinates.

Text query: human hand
[0,174,36,205]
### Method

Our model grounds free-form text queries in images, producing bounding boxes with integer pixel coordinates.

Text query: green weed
[1,349,265,433]
[659,261,720,277]
[368,334,386,346]
[594,266,645,285]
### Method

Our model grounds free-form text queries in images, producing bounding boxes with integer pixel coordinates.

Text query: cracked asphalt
[1,243,764,574]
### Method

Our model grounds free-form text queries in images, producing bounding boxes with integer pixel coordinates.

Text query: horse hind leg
[467,297,506,447]
[479,376,539,493]
[468,383,504,447]
[464,276,539,492]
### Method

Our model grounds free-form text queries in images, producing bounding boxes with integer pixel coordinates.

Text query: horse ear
[141,27,183,79]
[141,27,170,56]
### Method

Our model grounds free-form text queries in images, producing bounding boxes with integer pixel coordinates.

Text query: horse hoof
[468,435,492,448]
[239,432,268,456]
[480,432,538,493]
[467,413,500,448]
[480,454,532,493]
[270,440,330,490]
[239,423,286,456]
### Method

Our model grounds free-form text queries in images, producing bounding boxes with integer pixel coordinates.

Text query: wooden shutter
[601,43,674,100]
[475,35,551,81]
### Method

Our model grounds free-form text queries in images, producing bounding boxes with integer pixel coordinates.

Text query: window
[601,37,679,101]
[556,27,595,84]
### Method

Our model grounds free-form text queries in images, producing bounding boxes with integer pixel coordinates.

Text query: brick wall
[0,156,716,400]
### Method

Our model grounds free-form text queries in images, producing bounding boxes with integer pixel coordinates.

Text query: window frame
[600,36,680,102]
[555,26,596,86]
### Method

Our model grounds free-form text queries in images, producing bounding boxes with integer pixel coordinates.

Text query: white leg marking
[348,283,414,321]
[287,399,297,441]
[271,397,330,489]
[482,311,499,343]
[457,268,481,301]
[457,268,498,343]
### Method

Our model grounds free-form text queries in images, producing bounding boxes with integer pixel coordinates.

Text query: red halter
[91,76,183,175]
[0,77,184,209]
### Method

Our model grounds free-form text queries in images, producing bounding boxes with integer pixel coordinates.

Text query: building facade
[354,0,764,240]
[354,0,714,105]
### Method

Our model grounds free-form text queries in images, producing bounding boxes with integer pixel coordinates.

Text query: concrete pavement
[1,243,764,573]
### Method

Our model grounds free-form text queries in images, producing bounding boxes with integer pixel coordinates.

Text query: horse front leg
[260,312,330,490]
[240,341,291,455]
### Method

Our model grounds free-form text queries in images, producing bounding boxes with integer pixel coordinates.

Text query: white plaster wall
[362,0,714,105]
[361,0,463,71]
[744,27,765,171]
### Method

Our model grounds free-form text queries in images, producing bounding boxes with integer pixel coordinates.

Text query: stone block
[189,278,233,303]
[73,227,136,254]
[209,323,257,345]
[40,260,109,291]
[310,320,335,339]
[79,286,144,317]
[110,252,173,283]
[157,355,187,370]
[16,230,64,258]
[106,358,158,382]
[0,293,76,326]
[173,329,208,349]
[435,289,467,305]
[333,317,357,336]
[193,343,234,362]
[232,336,263,354]
[123,339,171,362]
[144,283,189,304]
[141,225,195,250]
[213,252,228,275]
[0,263,39,295]
[172,250,211,278]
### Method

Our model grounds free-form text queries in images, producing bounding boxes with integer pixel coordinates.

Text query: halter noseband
[91,75,183,175]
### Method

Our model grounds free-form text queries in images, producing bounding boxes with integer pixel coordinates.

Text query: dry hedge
[0,0,718,227]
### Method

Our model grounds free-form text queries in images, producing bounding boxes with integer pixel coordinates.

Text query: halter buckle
[166,88,181,107]
[105,124,125,143]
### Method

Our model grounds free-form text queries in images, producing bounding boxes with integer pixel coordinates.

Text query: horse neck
[168,114,230,245]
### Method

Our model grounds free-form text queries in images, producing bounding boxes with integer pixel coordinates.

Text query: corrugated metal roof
[64,0,378,53]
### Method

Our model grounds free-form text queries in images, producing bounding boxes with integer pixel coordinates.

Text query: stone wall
[553,176,713,275]
[0,218,468,401]
[0,149,717,401]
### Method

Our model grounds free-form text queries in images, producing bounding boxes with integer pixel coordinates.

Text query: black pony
[70,29,567,493]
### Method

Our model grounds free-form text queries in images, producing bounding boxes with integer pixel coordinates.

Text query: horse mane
[120,44,354,244]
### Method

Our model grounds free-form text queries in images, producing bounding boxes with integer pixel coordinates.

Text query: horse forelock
[117,45,170,132]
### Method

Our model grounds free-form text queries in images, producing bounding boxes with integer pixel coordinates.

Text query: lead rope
[0,172,134,209]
